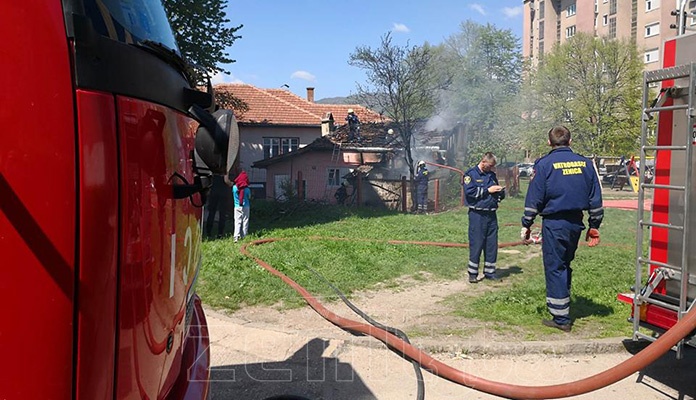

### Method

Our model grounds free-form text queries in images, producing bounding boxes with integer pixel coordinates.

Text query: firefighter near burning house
[521,126,603,332]
[414,160,429,213]
[463,152,505,283]
[346,108,362,142]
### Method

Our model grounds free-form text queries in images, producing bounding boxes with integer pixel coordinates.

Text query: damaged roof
[252,121,402,168]
[214,84,382,126]
[253,120,451,168]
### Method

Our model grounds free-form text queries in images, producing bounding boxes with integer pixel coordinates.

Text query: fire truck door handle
[170,174,211,200]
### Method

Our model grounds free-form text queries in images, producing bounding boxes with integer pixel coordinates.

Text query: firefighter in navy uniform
[346,108,361,142]
[415,160,429,213]
[521,126,603,332]
[464,152,505,283]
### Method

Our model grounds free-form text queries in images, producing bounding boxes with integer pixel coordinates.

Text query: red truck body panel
[115,98,206,399]
[75,90,120,399]
[0,3,77,399]
[1,2,211,399]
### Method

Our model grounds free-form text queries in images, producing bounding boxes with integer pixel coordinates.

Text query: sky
[214,1,525,101]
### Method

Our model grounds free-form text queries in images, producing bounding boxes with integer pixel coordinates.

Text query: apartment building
[522,0,692,70]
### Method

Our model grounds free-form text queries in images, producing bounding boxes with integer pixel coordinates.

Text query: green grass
[199,184,641,339]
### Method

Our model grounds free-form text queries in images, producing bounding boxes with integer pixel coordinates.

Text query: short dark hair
[482,152,497,165]
[548,126,571,147]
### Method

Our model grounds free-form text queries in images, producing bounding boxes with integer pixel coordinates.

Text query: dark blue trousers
[206,193,227,237]
[468,210,498,278]
[416,188,428,211]
[541,217,583,325]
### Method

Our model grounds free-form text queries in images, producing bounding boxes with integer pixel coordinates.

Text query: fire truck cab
[1,1,237,398]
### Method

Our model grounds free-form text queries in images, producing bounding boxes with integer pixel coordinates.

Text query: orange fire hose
[240,237,696,399]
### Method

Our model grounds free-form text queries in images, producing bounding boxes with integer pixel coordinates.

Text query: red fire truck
[618,13,696,358]
[1,1,237,398]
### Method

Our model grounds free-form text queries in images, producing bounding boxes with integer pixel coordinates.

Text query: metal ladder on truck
[634,63,696,359]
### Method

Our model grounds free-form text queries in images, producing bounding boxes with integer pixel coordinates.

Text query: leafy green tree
[526,33,643,157]
[440,21,524,166]
[214,90,249,115]
[163,0,242,77]
[349,33,451,179]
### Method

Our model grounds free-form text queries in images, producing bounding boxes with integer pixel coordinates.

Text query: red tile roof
[214,84,382,126]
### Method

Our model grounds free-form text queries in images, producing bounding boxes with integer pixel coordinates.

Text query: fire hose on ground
[240,237,696,399]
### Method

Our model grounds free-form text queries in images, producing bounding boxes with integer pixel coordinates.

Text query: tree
[214,90,249,115]
[525,34,643,157]
[349,33,451,182]
[163,0,242,77]
[440,21,524,166]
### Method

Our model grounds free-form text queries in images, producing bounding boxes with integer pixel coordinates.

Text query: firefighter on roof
[346,108,361,142]
[464,152,505,283]
[521,126,603,332]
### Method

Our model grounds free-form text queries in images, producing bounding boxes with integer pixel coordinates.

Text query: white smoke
[424,111,458,132]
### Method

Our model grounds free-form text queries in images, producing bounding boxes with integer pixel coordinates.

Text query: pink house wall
[264,150,382,203]
[239,125,322,185]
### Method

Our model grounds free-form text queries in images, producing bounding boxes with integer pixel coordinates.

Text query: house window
[645,0,659,12]
[281,138,297,154]
[567,3,577,16]
[539,1,545,19]
[274,174,290,201]
[566,25,577,38]
[691,8,696,25]
[328,168,351,186]
[539,41,544,60]
[263,137,298,159]
[603,14,608,25]
[539,21,545,39]
[609,0,617,15]
[609,17,617,38]
[644,48,659,63]
[645,22,660,37]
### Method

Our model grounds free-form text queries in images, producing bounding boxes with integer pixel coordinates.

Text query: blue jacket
[233,185,251,208]
[346,114,360,130]
[464,165,503,211]
[415,166,429,191]
[522,147,603,229]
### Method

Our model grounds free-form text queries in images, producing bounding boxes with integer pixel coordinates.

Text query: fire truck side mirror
[191,106,240,175]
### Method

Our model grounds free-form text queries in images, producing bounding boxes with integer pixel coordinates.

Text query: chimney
[306,87,315,103]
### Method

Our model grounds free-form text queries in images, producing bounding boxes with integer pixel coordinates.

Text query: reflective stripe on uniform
[546,296,570,306]
[468,261,478,275]
[548,307,570,316]
[546,296,570,317]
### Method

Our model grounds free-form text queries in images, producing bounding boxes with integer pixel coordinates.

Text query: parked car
[517,163,534,177]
